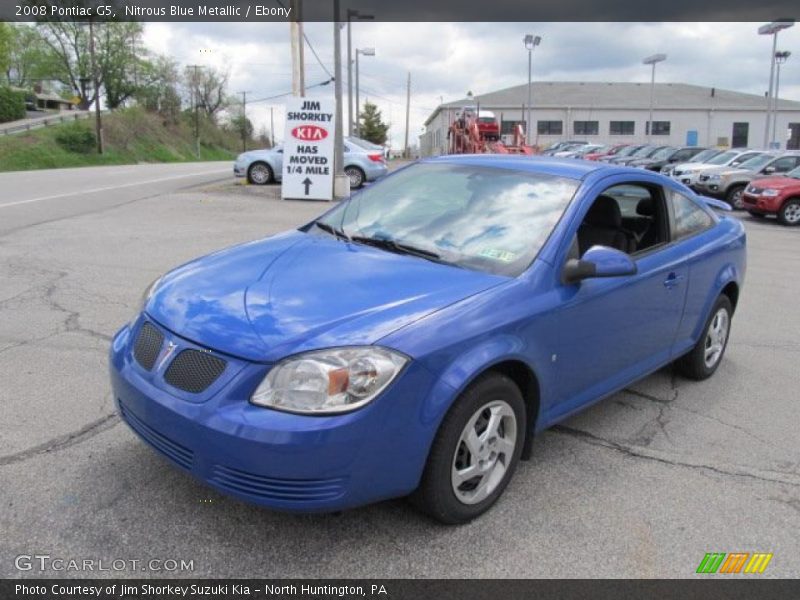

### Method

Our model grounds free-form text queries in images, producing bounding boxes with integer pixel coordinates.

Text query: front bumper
[741,193,782,214]
[233,162,247,177]
[110,318,443,512]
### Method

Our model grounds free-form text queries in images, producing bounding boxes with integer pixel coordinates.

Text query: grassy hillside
[0,107,242,172]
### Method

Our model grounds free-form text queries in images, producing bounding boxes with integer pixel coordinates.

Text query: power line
[273,0,333,79]
[247,78,334,104]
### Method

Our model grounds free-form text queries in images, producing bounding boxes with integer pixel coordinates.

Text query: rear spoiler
[698,196,732,211]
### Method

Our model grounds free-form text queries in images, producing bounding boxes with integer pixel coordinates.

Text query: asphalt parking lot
[1,163,799,578]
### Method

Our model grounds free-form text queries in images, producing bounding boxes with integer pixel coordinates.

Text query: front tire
[777,198,800,226]
[411,373,526,524]
[725,185,745,209]
[676,295,733,381]
[247,162,273,185]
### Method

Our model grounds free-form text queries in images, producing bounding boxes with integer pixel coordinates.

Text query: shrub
[55,122,96,154]
[0,87,26,123]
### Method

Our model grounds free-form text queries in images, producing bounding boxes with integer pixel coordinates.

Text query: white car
[670,149,764,189]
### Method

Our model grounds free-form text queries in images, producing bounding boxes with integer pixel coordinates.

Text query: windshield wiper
[314,220,351,242]
[349,235,446,263]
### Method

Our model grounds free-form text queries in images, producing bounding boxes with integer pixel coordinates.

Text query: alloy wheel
[451,400,517,505]
[704,308,729,369]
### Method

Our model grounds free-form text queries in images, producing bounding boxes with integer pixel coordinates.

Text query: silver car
[234,136,388,189]
[670,149,764,189]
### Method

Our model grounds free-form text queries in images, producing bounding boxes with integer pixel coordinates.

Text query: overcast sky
[141,22,800,149]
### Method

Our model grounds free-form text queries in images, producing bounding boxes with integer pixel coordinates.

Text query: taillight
[368,153,384,163]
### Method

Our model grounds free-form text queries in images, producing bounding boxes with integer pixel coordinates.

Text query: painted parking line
[0,168,230,209]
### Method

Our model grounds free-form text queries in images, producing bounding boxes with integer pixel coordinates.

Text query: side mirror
[563,246,637,284]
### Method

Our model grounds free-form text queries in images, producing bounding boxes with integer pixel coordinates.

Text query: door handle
[663,273,684,288]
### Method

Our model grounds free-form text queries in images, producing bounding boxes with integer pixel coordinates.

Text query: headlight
[251,347,408,414]
[707,174,721,182]
[762,189,780,197]
[661,166,673,174]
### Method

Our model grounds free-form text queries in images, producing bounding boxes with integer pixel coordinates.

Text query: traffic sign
[281,97,335,201]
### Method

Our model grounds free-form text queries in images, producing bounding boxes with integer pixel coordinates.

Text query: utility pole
[290,0,305,96]
[88,18,103,154]
[188,65,203,158]
[239,91,250,152]
[269,106,275,147]
[403,72,411,159]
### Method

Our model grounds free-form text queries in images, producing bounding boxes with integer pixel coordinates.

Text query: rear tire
[410,373,526,525]
[676,295,733,381]
[725,185,745,210]
[247,162,273,185]
[344,166,365,189]
[777,198,800,226]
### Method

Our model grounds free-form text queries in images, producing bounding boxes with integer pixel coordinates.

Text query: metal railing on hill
[0,110,96,136]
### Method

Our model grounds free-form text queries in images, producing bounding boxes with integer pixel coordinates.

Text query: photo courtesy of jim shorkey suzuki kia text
[14,583,386,596]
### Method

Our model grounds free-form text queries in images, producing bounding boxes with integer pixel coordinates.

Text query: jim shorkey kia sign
[282,98,335,201]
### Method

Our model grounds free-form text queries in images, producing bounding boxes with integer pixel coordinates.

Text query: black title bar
[3,0,799,22]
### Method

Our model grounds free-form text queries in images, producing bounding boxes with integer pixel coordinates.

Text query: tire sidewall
[726,185,745,209]
[779,199,800,226]
[692,295,733,379]
[345,166,364,189]
[419,374,526,524]
[248,162,272,185]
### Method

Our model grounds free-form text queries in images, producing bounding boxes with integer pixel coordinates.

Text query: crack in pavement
[0,413,120,467]
[550,424,800,488]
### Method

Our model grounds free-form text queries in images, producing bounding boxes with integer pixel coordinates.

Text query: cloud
[141,21,800,148]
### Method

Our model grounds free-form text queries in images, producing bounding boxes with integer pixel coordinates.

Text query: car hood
[146,230,505,362]
[749,175,800,189]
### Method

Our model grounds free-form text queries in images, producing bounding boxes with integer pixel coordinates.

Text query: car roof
[422,154,629,180]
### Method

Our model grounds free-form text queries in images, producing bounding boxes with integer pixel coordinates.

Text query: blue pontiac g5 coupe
[110,155,746,523]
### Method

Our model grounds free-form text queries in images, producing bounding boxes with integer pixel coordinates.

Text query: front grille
[164,349,226,393]
[133,322,164,371]
[699,174,710,182]
[210,464,346,502]
[119,400,194,470]
[748,186,763,195]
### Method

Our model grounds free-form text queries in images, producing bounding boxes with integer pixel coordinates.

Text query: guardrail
[0,111,96,136]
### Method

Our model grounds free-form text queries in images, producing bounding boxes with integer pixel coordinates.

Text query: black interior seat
[578,195,630,255]
[634,197,660,250]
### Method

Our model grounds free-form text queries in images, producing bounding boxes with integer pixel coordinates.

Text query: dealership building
[420,81,800,155]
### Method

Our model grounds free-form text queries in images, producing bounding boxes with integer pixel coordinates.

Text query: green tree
[0,23,12,78]
[4,25,62,88]
[136,55,182,123]
[36,20,146,109]
[358,101,389,145]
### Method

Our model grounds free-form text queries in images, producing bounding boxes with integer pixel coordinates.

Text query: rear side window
[671,191,713,240]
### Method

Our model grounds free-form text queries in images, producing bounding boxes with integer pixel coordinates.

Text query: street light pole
[346,10,374,137]
[523,34,541,146]
[333,0,348,200]
[758,21,794,148]
[354,47,375,138]
[643,53,667,144]
[772,51,791,150]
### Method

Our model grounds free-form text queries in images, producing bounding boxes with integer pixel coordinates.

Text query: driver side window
[576,184,668,257]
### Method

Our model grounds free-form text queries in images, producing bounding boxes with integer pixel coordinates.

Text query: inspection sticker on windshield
[479,248,517,262]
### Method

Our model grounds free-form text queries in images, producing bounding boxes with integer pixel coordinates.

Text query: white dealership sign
[281,97,335,201]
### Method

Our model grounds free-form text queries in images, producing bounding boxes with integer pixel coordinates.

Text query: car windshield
[616,146,638,157]
[632,146,654,157]
[708,150,739,165]
[737,154,775,170]
[316,163,579,277]
[689,149,719,163]
[652,147,676,160]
